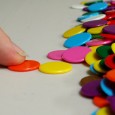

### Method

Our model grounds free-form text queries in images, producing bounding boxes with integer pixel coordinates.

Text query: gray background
[0,0,97,115]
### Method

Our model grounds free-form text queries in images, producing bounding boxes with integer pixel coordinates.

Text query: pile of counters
[66,0,115,115]
[7,0,115,114]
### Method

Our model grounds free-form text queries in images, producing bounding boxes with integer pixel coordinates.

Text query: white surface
[0,0,97,115]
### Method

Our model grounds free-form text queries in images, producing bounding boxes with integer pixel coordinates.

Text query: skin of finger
[0,41,26,66]
[0,28,26,66]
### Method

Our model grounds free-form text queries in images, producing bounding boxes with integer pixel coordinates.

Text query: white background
[0,0,97,115]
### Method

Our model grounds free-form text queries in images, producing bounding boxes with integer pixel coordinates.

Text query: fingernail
[17,51,28,57]
[12,43,28,57]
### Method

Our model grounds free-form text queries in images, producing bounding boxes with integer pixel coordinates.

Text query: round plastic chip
[96,45,113,58]
[64,32,92,48]
[87,2,108,12]
[80,79,103,98]
[100,33,115,40]
[8,60,40,72]
[111,43,115,53]
[83,19,107,28]
[100,78,115,96]
[62,46,91,63]
[86,39,112,46]
[105,54,115,69]
[47,50,65,60]
[87,25,105,34]
[85,46,101,65]
[93,96,109,108]
[96,107,114,115]
[93,60,106,73]
[63,24,86,38]
[39,61,72,74]
[103,25,115,34]
[105,69,115,82]
[107,96,115,113]
[80,75,101,86]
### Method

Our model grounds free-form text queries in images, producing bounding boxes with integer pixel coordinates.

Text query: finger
[0,28,26,66]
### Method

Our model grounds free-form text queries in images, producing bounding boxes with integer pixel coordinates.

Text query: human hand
[0,28,26,66]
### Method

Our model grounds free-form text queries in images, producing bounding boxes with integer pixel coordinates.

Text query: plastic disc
[8,60,40,72]
[39,61,72,74]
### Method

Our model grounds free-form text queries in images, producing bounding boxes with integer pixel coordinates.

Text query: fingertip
[0,28,26,66]
[0,43,26,66]
[0,53,26,66]
[8,54,26,66]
